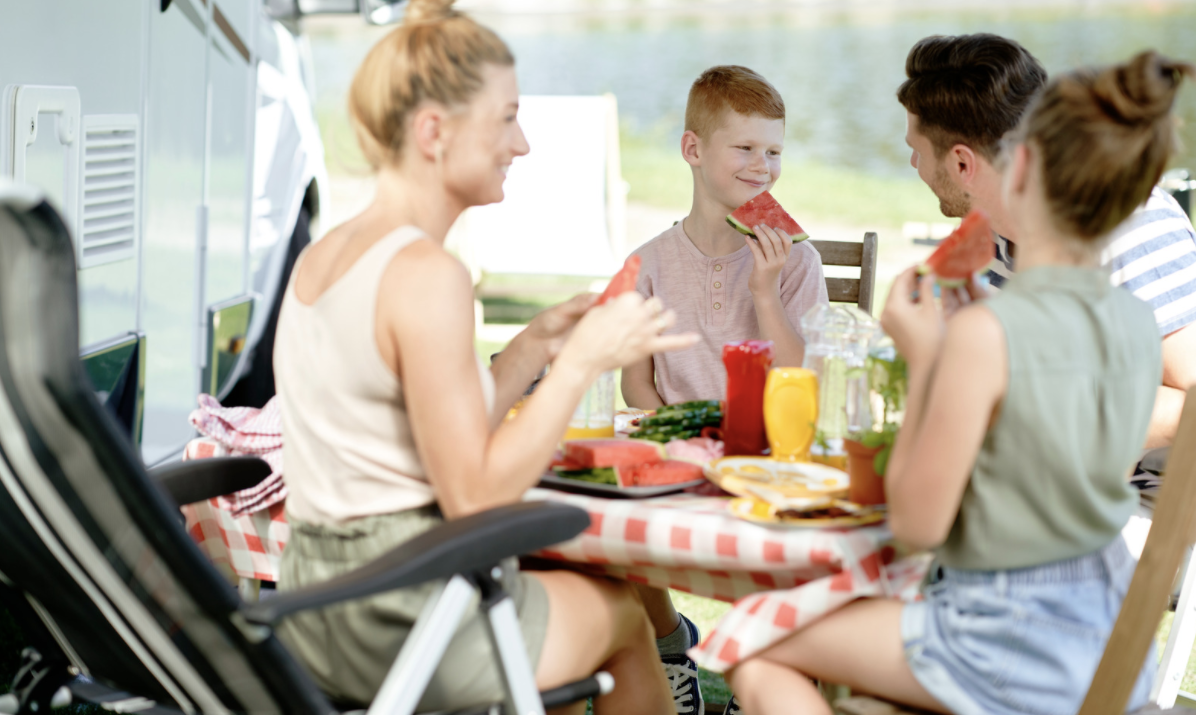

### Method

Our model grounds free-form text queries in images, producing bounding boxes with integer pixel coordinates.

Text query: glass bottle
[564,370,616,440]
[722,340,774,456]
[800,304,879,461]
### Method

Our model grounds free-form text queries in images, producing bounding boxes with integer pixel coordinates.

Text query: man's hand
[746,224,792,297]
[524,293,599,362]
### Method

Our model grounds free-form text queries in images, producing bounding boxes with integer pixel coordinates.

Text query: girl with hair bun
[725,51,1192,715]
[270,1,685,711]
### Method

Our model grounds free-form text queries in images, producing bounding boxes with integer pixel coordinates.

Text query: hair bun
[405,0,456,23]
[1092,50,1194,125]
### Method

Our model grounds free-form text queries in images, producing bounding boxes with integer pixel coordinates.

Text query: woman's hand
[558,292,698,377]
[880,267,946,368]
[523,293,599,362]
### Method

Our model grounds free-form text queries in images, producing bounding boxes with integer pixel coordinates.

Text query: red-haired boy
[621,65,828,715]
[622,65,828,409]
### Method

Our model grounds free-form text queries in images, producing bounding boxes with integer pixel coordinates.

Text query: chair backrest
[0,190,332,714]
[1079,385,1196,714]
[810,233,879,315]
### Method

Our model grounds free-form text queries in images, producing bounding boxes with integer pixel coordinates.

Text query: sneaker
[661,655,704,714]
[722,695,741,714]
[660,615,704,714]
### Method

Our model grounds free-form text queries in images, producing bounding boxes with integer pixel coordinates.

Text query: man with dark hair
[898,32,1196,452]
[896,33,1046,238]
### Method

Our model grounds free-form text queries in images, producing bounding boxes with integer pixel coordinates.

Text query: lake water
[308,3,1196,179]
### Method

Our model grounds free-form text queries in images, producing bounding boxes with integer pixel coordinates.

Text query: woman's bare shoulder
[382,238,471,292]
[377,237,474,332]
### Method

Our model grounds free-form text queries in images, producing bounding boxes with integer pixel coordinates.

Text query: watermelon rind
[915,263,968,288]
[726,215,756,237]
[727,216,810,243]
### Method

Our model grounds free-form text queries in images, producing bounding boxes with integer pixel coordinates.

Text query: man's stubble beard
[933,164,971,219]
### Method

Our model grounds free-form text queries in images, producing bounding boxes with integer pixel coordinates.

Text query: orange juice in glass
[563,370,615,441]
[763,367,819,461]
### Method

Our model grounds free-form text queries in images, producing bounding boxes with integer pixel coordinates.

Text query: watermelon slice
[918,210,994,287]
[597,255,642,305]
[563,439,665,469]
[727,191,809,243]
[616,460,705,488]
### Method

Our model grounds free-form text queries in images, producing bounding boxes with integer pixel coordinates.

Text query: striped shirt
[985,188,1196,336]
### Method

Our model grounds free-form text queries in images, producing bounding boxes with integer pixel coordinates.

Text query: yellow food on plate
[728,497,886,528]
[706,456,849,503]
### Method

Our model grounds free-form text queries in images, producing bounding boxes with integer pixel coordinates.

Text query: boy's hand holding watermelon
[744,223,794,298]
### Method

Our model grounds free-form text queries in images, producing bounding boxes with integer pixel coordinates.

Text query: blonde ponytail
[348,0,513,169]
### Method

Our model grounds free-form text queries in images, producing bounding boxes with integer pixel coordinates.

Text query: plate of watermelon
[726,191,809,243]
[542,439,709,498]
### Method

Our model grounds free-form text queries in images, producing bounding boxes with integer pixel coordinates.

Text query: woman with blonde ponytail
[725,51,1193,715]
[270,1,685,711]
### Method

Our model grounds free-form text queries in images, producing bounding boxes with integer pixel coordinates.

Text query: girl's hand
[558,292,698,376]
[524,293,598,362]
[941,274,990,320]
[746,225,792,297]
[880,267,946,368]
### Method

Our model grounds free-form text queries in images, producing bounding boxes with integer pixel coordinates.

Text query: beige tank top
[274,226,495,525]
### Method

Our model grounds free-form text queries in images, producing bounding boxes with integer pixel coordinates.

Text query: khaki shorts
[277,505,550,711]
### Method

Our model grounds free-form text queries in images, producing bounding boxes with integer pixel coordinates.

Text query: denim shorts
[901,537,1155,715]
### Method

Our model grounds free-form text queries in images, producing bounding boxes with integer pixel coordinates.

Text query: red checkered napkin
[188,394,285,516]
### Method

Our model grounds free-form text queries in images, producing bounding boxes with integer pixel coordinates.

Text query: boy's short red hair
[685,65,785,139]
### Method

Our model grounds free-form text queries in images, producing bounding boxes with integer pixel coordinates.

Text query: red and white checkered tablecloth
[179,434,930,672]
[523,488,930,673]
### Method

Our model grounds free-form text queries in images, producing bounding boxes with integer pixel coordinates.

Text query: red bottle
[722,340,774,456]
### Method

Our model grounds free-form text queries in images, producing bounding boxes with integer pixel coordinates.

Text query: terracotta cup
[843,438,886,505]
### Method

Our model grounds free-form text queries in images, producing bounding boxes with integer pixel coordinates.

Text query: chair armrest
[149,456,272,506]
[240,501,589,625]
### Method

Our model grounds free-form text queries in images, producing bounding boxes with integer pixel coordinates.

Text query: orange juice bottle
[563,371,615,442]
[563,424,616,440]
[763,367,818,461]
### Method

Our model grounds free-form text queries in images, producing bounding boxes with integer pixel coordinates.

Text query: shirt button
[714,281,722,289]
[714,302,722,310]
[714,264,723,272]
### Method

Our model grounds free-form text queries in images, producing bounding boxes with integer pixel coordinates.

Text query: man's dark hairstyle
[897,33,1048,160]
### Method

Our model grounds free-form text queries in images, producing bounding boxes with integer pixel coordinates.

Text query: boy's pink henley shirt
[632,222,829,405]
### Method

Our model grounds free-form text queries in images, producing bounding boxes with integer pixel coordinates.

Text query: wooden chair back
[811,232,879,315]
[1079,386,1196,714]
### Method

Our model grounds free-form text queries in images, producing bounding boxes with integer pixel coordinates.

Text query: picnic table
[180,435,929,672]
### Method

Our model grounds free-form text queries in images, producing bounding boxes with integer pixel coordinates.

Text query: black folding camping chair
[0,181,608,715]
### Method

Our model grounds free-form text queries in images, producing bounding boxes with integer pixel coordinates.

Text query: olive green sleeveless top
[937,266,1161,571]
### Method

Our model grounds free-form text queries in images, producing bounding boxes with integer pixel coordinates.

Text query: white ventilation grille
[78,115,139,268]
